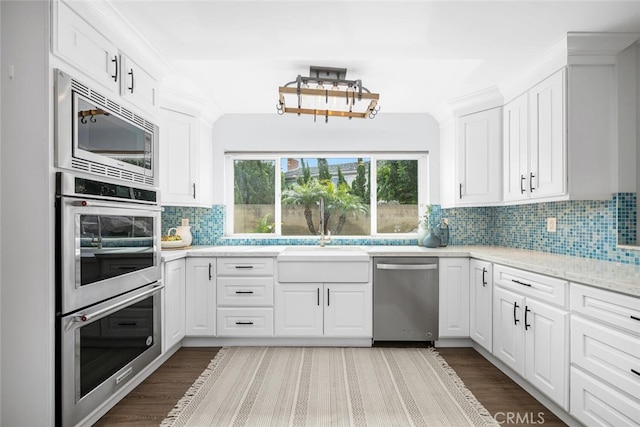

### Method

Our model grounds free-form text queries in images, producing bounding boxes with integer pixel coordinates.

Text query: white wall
[1,1,54,426]
[211,113,441,205]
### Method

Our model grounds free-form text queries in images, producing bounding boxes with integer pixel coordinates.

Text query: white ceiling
[109,0,640,117]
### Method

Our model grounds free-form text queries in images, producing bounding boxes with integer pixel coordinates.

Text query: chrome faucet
[319,198,331,247]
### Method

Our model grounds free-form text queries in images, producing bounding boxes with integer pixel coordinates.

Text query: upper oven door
[58,196,161,315]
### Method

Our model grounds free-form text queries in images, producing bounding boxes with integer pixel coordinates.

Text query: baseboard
[472,344,582,427]
[76,342,182,427]
[434,337,473,347]
[182,336,373,347]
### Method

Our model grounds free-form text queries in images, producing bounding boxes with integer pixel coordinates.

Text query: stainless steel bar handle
[67,199,163,211]
[74,284,162,323]
[376,264,438,271]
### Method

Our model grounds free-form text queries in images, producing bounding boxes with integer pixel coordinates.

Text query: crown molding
[567,32,640,64]
[447,86,503,118]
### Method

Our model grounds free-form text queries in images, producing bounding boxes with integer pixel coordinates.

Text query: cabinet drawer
[216,308,274,337]
[217,257,274,276]
[571,316,640,398]
[570,367,640,427]
[571,283,640,336]
[494,264,567,307]
[217,277,274,306]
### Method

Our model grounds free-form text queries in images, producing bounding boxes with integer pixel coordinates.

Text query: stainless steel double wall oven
[54,67,162,426]
[55,172,162,427]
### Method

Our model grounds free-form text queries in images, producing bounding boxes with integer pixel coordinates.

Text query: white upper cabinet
[53,1,160,115]
[120,54,157,111]
[503,93,530,202]
[456,107,503,206]
[529,70,566,198]
[160,108,200,205]
[55,1,119,93]
[159,90,214,207]
[503,64,621,203]
[503,71,566,202]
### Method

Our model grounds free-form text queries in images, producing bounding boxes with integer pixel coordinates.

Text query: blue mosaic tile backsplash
[162,194,640,265]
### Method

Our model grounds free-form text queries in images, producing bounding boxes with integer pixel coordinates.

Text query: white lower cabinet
[185,257,216,336]
[492,265,569,409]
[274,284,323,336]
[569,283,640,426]
[324,284,372,337]
[439,258,470,337]
[217,308,274,337]
[470,259,492,352]
[274,283,372,338]
[163,258,186,351]
[215,257,275,337]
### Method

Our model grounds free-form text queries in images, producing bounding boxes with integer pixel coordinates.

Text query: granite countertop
[162,245,640,297]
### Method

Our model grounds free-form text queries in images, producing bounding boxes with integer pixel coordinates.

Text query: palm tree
[331,184,369,235]
[281,179,327,235]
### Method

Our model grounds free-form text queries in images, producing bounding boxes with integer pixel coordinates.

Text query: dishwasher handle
[376,263,438,271]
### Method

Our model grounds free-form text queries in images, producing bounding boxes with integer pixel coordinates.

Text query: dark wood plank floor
[437,347,566,427]
[95,346,566,426]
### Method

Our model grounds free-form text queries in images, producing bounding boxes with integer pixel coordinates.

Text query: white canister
[167,225,192,246]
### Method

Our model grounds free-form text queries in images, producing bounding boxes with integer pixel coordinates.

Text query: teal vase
[422,229,441,248]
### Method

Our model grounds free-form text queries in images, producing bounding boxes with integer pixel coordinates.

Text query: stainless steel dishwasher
[373,257,439,343]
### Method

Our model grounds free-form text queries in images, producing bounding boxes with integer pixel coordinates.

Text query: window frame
[225,152,429,238]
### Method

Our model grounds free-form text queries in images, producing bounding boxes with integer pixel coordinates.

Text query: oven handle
[67,199,163,212]
[74,284,163,323]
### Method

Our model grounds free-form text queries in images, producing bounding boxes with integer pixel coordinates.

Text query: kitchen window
[227,154,428,237]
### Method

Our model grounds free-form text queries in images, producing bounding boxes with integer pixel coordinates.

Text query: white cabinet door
[324,284,372,337]
[160,108,199,205]
[439,258,470,337]
[55,1,119,93]
[493,286,525,375]
[524,298,568,409]
[456,107,502,205]
[469,259,492,352]
[503,93,529,202]
[163,258,186,351]
[121,54,158,113]
[274,283,323,337]
[529,70,566,199]
[570,367,640,427]
[185,258,216,336]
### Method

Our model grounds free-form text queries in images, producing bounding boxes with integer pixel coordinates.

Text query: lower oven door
[59,283,163,427]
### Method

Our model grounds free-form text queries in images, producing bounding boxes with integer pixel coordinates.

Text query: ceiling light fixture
[276,66,380,123]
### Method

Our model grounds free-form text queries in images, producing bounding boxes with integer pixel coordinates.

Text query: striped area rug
[161,347,499,427]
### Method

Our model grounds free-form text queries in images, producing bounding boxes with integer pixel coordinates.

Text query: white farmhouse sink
[277,246,370,283]
[278,246,369,262]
